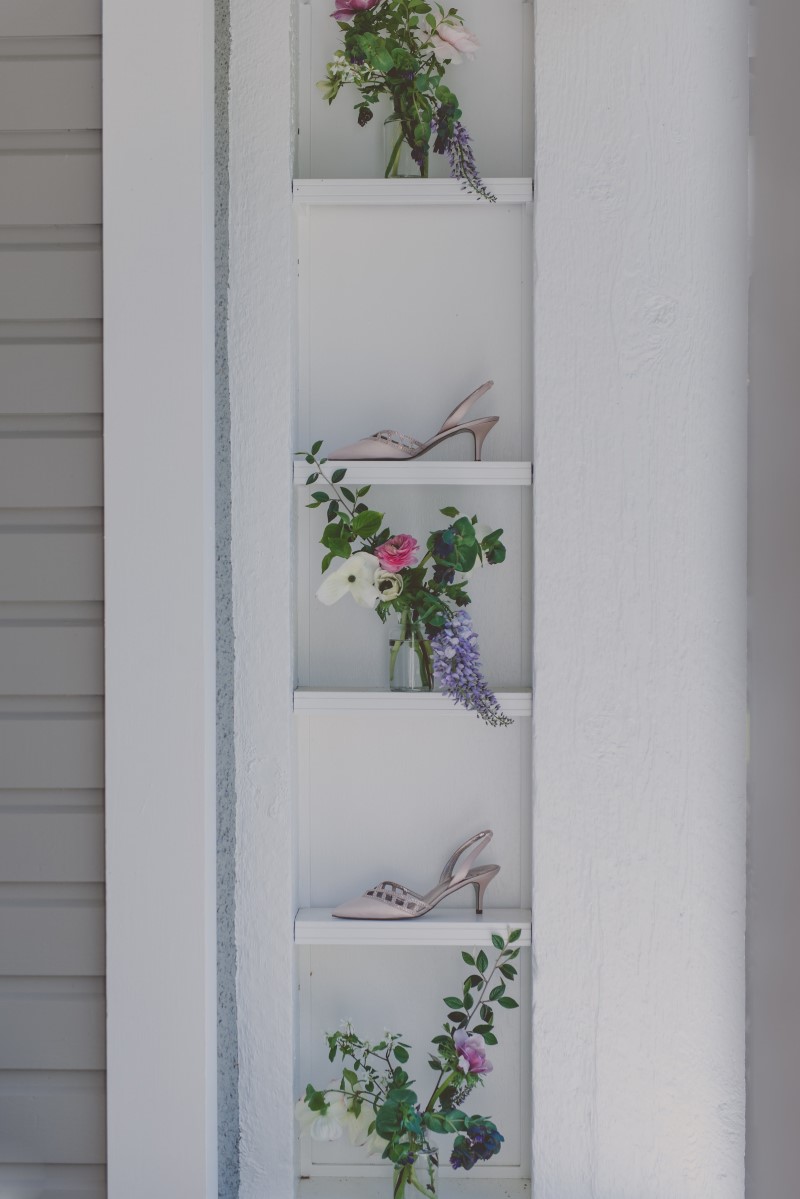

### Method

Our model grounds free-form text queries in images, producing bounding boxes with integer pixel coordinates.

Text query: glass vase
[384,116,429,179]
[388,615,434,692]
[392,1159,437,1197]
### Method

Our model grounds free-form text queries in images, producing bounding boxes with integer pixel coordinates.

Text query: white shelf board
[294,689,532,716]
[295,908,532,948]
[299,1178,530,1198]
[293,178,533,206]
[294,461,532,487]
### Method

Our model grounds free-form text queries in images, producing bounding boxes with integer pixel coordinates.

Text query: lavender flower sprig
[432,609,512,727]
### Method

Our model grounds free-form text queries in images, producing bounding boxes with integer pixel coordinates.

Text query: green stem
[385,127,405,178]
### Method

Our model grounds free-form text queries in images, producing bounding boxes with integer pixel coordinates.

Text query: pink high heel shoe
[331,830,500,920]
[328,381,498,462]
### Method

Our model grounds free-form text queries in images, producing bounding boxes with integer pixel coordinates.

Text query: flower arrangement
[320,0,495,201]
[296,931,522,1197]
[300,443,513,726]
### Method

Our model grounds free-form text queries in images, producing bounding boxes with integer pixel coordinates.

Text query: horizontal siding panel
[0,152,101,225]
[0,715,103,789]
[0,437,101,507]
[0,59,100,132]
[0,2,101,37]
[0,343,102,415]
[0,809,103,881]
[0,531,102,601]
[0,247,101,321]
[0,889,104,975]
[0,1165,105,1198]
[0,1072,105,1162]
[0,624,103,695]
[0,979,104,1068]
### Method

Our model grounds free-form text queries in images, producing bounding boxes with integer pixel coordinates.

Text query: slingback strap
[438,830,493,887]
[365,880,426,914]
[372,430,423,455]
[439,381,494,434]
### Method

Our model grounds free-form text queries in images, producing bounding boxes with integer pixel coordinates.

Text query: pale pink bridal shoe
[331,830,500,920]
[327,381,499,462]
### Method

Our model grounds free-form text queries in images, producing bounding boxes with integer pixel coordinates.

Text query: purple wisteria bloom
[434,119,496,203]
[432,609,512,727]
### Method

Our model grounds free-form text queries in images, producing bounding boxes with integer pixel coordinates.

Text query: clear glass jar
[388,615,434,692]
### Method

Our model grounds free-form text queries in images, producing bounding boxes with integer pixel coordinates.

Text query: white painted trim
[295,908,532,946]
[102,0,217,1194]
[228,1,297,1196]
[294,460,532,486]
[293,690,532,714]
[293,178,533,205]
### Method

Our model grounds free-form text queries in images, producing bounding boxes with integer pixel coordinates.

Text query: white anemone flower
[310,1112,345,1142]
[316,552,381,609]
[295,1098,317,1135]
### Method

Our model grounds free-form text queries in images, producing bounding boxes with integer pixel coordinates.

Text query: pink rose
[332,0,381,20]
[454,1030,493,1076]
[431,22,480,63]
[374,534,419,572]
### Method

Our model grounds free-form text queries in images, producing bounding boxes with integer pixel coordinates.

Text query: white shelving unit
[295,908,532,947]
[294,689,532,715]
[293,3,534,1193]
[294,461,532,486]
[293,178,533,206]
[299,1180,531,1198]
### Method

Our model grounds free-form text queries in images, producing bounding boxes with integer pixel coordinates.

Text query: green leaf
[393,1044,409,1063]
[305,454,315,465]
[461,951,475,966]
[489,983,506,1001]
[498,996,519,1009]
[331,467,347,483]
[342,1068,358,1087]
[443,996,463,1009]
[508,928,522,944]
[320,551,335,573]
[491,933,504,951]
[311,440,323,456]
[311,491,329,503]
[305,473,319,485]
[341,486,356,503]
[447,1010,463,1022]
[351,509,382,538]
[483,1031,498,1046]
[476,950,489,973]
[480,1004,494,1024]
[499,963,517,980]
[356,485,371,497]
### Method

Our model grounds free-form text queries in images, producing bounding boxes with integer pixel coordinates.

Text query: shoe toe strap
[365,880,426,914]
[372,430,423,455]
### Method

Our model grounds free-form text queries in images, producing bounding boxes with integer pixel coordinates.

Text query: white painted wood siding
[0,2,106,1193]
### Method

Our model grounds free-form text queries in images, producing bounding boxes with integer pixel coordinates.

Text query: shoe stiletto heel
[328,381,499,463]
[332,830,500,921]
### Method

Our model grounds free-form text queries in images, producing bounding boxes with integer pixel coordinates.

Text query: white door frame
[103,0,218,1194]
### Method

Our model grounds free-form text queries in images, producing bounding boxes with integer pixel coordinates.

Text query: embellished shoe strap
[372,430,423,456]
[365,880,426,914]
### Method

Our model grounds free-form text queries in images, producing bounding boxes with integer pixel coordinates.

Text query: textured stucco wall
[532,2,748,1195]
[216,0,239,1191]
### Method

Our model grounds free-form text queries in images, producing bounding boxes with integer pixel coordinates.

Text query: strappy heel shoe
[331,830,500,920]
[328,381,499,463]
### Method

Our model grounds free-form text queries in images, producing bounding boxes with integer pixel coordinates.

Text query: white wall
[532,2,748,1195]
[748,0,800,1193]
